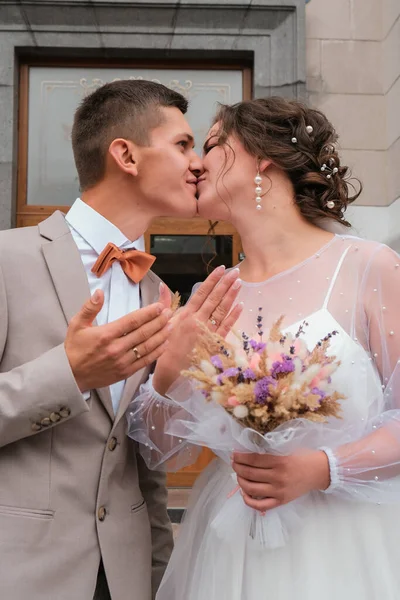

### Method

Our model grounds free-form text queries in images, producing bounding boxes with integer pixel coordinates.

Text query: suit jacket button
[41,417,51,427]
[59,407,71,419]
[50,412,61,423]
[108,437,118,451]
[98,507,107,522]
[31,423,42,432]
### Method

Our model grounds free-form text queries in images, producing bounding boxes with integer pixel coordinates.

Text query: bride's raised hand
[180,265,243,337]
[153,266,243,395]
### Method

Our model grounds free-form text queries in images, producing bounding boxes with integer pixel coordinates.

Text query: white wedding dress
[128,235,400,600]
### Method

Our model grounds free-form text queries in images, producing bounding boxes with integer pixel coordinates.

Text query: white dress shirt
[65,198,145,414]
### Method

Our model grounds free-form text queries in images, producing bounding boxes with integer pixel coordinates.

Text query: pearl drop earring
[254,170,263,210]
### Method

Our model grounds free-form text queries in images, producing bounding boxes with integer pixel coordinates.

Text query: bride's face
[196,123,257,221]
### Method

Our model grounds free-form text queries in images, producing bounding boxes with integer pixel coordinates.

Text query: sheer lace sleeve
[323,245,400,502]
[127,375,201,471]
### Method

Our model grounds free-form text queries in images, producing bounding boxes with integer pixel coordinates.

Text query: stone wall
[305,0,400,248]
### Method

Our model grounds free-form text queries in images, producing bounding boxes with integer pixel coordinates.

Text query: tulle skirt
[157,459,400,600]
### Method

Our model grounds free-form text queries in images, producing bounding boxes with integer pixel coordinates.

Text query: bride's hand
[231,451,331,513]
[152,267,243,395]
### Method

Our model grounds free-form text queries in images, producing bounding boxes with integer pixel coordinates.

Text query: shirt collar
[65,198,145,255]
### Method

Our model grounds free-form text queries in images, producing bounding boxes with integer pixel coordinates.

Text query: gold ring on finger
[132,347,141,361]
[209,316,218,327]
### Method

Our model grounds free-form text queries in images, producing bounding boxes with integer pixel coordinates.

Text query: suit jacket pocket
[0,504,54,549]
[131,499,146,514]
[0,504,54,520]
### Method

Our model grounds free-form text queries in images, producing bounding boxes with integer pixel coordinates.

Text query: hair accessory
[326,200,335,209]
[320,163,339,180]
[324,144,335,153]
[254,170,263,211]
[291,137,297,144]
[306,125,314,134]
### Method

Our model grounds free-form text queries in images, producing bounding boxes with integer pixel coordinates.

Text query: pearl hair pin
[292,124,313,144]
[321,163,339,180]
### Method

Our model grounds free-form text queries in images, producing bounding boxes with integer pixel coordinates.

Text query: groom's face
[135,107,203,218]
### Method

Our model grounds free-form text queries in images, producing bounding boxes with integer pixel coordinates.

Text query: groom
[0,80,240,600]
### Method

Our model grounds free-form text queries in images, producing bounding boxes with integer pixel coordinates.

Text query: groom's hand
[65,290,172,393]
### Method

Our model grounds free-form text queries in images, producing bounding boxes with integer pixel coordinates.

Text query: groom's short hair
[72,79,188,191]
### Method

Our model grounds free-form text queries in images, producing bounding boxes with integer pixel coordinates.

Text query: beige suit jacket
[0,212,173,600]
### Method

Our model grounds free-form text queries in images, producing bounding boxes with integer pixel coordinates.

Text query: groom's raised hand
[65,289,172,393]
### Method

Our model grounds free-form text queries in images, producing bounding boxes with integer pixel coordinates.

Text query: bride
[129,97,400,599]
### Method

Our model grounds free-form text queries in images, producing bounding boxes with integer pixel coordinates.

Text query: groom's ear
[108,138,139,177]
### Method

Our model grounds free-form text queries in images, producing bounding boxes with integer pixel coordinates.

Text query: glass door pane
[25,66,243,206]
[150,234,233,301]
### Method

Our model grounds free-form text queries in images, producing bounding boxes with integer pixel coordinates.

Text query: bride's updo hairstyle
[213,97,361,227]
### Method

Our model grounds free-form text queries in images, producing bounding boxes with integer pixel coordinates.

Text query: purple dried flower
[243,368,257,380]
[311,387,326,399]
[224,367,240,378]
[249,339,266,353]
[217,366,240,385]
[242,331,250,354]
[319,330,339,344]
[254,376,276,404]
[271,356,295,378]
[220,345,230,357]
[295,321,309,338]
[210,355,224,371]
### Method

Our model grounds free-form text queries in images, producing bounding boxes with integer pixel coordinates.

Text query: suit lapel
[39,211,114,421]
[114,270,161,425]
[40,213,91,325]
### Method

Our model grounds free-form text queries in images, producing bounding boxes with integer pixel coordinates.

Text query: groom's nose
[189,151,204,177]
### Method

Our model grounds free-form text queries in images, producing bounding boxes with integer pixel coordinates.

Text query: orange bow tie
[91,242,156,283]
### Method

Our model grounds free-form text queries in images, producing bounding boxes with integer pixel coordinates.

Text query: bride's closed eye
[203,135,220,156]
[203,142,218,155]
